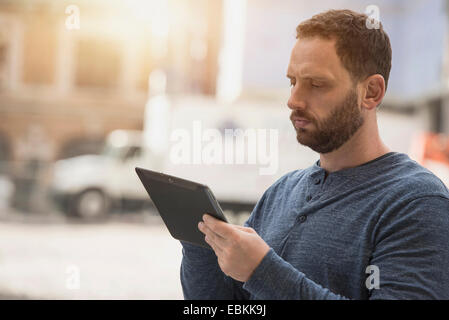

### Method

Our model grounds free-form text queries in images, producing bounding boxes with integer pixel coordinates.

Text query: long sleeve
[368,196,449,299]
[242,248,349,299]
[180,241,255,299]
[180,241,234,299]
[243,196,449,300]
[179,185,275,300]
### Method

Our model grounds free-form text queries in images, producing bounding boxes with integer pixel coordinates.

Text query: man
[180,9,449,299]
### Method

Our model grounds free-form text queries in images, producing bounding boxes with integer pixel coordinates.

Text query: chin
[296,133,313,147]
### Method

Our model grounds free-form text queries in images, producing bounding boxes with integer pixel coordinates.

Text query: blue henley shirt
[180,152,449,299]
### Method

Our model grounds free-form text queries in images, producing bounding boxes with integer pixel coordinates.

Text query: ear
[360,74,386,110]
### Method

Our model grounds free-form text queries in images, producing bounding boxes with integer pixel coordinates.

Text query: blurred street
[1,0,449,302]
[0,210,185,299]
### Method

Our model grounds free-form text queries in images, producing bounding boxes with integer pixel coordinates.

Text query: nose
[287,87,307,111]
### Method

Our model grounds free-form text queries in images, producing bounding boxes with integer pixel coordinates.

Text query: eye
[289,81,295,88]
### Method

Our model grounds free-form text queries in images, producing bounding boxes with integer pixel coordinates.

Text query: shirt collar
[311,152,401,179]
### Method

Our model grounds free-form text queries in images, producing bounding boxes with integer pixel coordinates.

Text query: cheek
[307,96,330,123]
[312,89,334,106]
[308,88,343,117]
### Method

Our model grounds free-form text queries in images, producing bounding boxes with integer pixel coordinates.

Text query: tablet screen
[135,167,227,249]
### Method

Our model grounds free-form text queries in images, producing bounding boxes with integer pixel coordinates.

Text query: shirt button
[306,195,312,201]
[298,215,307,223]
[314,179,321,185]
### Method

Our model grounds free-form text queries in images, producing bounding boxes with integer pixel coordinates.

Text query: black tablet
[135,167,228,249]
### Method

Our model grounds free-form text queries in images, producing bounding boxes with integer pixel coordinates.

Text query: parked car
[0,173,14,211]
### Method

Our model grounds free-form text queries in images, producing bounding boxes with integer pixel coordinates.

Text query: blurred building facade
[0,0,222,168]
[241,0,449,132]
[0,0,223,212]
[3,0,449,169]
[1,0,449,212]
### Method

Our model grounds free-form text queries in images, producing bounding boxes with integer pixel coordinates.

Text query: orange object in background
[423,134,449,166]
[409,132,449,187]
[410,132,449,166]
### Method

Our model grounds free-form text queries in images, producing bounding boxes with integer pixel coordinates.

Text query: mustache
[289,111,315,123]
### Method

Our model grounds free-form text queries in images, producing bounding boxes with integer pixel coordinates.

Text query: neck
[319,117,391,173]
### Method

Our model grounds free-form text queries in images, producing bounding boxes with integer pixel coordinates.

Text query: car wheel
[73,189,108,219]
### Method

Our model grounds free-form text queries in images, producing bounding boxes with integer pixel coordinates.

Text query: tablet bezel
[135,167,228,249]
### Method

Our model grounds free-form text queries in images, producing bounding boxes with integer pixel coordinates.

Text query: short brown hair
[296,9,392,90]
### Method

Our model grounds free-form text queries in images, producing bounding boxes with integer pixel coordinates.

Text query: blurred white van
[51,95,317,219]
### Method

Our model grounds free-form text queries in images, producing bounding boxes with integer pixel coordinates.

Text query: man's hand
[198,214,270,282]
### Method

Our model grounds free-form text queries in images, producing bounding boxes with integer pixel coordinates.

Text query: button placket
[279,212,308,256]
[312,171,326,197]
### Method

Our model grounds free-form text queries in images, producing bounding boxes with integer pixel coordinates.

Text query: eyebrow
[286,72,334,82]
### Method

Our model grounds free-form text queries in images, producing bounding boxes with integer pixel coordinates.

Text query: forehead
[287,37,350,82]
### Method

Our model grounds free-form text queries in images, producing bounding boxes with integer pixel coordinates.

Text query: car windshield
[101,144,126,159]
[101,144,142,161]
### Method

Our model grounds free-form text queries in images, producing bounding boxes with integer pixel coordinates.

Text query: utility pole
[216,0,247,104]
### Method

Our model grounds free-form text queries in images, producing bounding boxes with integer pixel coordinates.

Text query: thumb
[234,225,256,233]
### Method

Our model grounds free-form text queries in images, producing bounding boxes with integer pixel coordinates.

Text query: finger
[205,233,223,255]
[199,221,227,249]
[234,225,255,233]
[203,214,235,239]
[198,221,206,234]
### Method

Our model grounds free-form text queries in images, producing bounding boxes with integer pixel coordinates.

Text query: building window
[22,17,57,85]
[0,40,7,90]
[137,41,156,92]
[58,136,105,160]
[75,37,121,89]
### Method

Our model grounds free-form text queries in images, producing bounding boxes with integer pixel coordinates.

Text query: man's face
[287,37,364,154]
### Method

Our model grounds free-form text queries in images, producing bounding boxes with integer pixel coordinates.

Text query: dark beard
[291,87,364,154]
